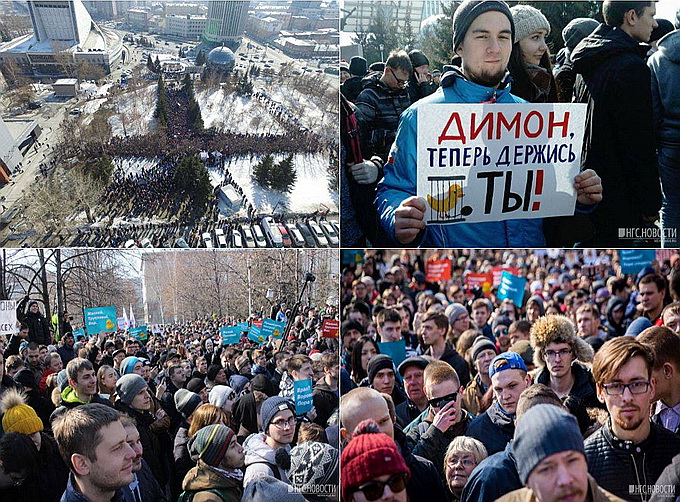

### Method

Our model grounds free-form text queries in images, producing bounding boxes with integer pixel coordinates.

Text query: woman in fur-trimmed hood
[529,315,604,433]
[530,315,594,368]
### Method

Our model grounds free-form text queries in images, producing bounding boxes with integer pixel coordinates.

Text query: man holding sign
[375,0,602,247]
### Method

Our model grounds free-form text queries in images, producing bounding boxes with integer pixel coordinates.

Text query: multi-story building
[166,14,207,40]
[165,2,205,16]
[203,0,249,50]
[247,15,284,40]
[341,0,426,34]
[0,0,122,80]
[127,7,150,28]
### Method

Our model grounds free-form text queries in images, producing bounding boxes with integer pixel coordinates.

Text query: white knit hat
[510,5,551,43]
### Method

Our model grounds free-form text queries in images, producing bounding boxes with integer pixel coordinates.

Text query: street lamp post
[379,43,385,62]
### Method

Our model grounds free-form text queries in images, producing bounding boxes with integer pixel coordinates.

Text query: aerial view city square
[0,0,339,248]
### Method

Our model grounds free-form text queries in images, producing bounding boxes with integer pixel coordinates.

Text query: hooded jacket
[461,441,522,502]
[312,378,338,427]
[648,30,680,148]
[605,297,628,337]
[181,460,243,502]
[585,419,680,501]
[50,385,114,421]
[376,68,549,247]
[497,474,625,502]
[425,341,470,388]
[572,25,662,233]
[466,399,515,455]
[16,297,50,345]
[242,433,290,487]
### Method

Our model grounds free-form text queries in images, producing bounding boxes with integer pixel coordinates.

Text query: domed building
[206,45,236,73]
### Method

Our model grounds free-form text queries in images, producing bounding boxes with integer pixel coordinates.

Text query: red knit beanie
[341,420,410,502]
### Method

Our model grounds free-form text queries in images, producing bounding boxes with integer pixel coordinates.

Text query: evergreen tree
[352,4,400,64]
[146,54,156,73]
[155,74,168,127]
[195,50,206,66]
[174,155,212,213]
[270,154,296,193]
[90,153,114,184]
[401,2,417,51]
[253,154,274,187]
[154,55,161,73]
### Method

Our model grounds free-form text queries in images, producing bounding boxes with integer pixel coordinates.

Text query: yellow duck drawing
[427,183,464,217]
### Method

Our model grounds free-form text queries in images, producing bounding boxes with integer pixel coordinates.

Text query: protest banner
[84,306,117,334]
[129,325,148,341]
[151,324,162,335]
[377,339,407,367]
[426,259,452,282]
[262,318,285,338]
[252,320,263,328]
[117,317,128,331]
[497,271,527,306]
[656,249,676,263]
[417,104,586,224]
[619,250,656,274]
[465,272,493,295]
[293,378,314,415]
[220,326,240,345]
[237,322,250,333]
[491,266,519,286]
[342,250,365,265]
[0,300,16,335]
[72,328,86,340]
[248,325,265,345]
[322,319,339,338]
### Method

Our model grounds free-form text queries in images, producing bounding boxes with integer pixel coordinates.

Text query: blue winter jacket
[376,69,581,247]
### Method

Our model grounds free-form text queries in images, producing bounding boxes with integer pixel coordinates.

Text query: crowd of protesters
[341,0,680,249]
[0,301,340,502]
[339,248,680,501]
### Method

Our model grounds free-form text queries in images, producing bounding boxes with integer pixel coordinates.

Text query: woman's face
[519,29,548,66]
[102,369,117,390]
[205,339,213,352]
[361,342,377,371]
[527,303,541,323]
[612,307,624,324]
[445,451,478,494]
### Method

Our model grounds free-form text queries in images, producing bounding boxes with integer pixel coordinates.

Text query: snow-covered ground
[108,84,157,137]
[113,157,161,176]
[266,86,334,138]
[196,88,285,135]
[209,153,337,214]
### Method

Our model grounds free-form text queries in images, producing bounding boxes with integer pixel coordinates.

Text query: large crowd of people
[341,0,680,249]
[340,248,680,501]
[0,302,340,502]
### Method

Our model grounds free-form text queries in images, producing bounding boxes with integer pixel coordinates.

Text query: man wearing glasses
[530,315,602,432]
[243,396,297,487]
[586,337,680,501]
[404,360,473,477]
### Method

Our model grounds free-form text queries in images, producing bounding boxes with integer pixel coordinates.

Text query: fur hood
[530,315,594,367]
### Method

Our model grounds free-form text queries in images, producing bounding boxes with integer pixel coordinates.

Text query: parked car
[277,224,292,248]
[140,238,153,248]
[252,224,267,247]
[320,221,339,246]
[214,228,227,248]
[231,229,243,248]
[240,225,255,248]
[261,216,283,248]
[308,221,328,247]
[174,237,189,248]
[296,222,316,247]
[202,232,213,249]
[286,224,305,248]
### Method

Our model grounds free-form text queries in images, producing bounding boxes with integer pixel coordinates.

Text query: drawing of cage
[426,175,467,224]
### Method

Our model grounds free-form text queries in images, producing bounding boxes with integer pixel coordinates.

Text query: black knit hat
[367,354,394,385]
[453,0,515,50]
[207,364,222,382]
[408,49,430,68]
[349,56,368,77]
[187,377,206,394]
[13,368,37,389]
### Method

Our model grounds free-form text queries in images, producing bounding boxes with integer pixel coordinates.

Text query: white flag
[129,304,136,329]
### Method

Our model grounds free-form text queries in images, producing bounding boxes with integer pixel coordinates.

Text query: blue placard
[293,378,313,415]
[619,249,656,275]
[342,249,365,265]
[237,322,250,333]
[220,326,240,345]
[72,328,86,341]
[377,339,407,368]
[248,325,265,345]
[497,271,527,306]
[262,318,285,338]
[129,325,148,341]
[84,306,117,334]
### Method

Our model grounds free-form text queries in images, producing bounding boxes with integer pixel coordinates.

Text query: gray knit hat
[513,404,585,483]
[286,442,339,501]
[453,0,515,50]
[115,374,147,405]
[445,302,468,327]
[174,388,203,419]
[562,18,599,50]
[260,396,295,434]
[510,4,551,43]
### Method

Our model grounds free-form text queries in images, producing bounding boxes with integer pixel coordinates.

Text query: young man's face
[342,394,394,440]
[378,320,402,343]
[576,311,598,338]
[639,282,664,313]
[472,307,490,328]
[292,362,314,381]
[26,348,40,367]
[491,369,530,414]
[221,436,245,469]
[130,387,151,411]
[74,368,97,397]
[493,324,511,350]
[456,10,513,88]
[663,312,680,335]
[597,356,655,434]
[76,421,135,491]
[544,342,574,379]
[343,329,361,352]
[526,450,589,502]
[426,379,462,423]
[124,425,144,473]
[114,352,126,366]
[627,5,657,42]
[372,368,395,395]
[421,320,445,346]
[268,409,296,445]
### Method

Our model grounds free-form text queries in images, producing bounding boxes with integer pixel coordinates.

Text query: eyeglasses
[355,473,409,501]
[389,67,408,85]
[602,381,650,396]
[545,349,572,359]
[428,392,458,409]
[446,456,477,468]
[271,416,296,429]
[494,328,509,336]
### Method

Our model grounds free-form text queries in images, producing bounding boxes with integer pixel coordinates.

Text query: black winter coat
[16,298,50,345]
[460,441,522,502]
[173,422,193,493]
[466,400,515,455]
[585,419,680,501]
[20,433,69,502]
[312,379,338,427]
[572,25,662,245]
[341,76,364,103]
[394,425,449,502]
[425,342,471,388]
